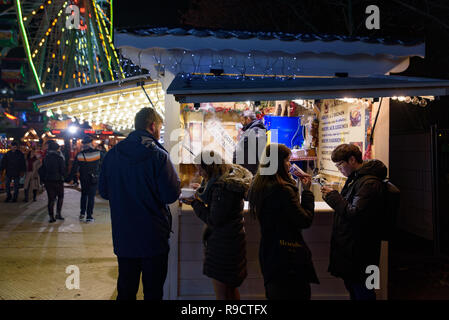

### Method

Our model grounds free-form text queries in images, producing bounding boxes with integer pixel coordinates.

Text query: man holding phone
[320,144,386,300]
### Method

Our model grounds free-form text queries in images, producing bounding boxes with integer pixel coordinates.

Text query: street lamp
[68,125,78,134]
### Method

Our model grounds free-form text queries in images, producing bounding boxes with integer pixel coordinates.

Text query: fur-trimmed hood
[217,164,253,193]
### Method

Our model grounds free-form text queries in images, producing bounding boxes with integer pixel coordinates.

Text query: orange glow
[4,112,17,120]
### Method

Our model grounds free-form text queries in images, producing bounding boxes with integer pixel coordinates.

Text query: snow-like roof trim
[115,27,425,58]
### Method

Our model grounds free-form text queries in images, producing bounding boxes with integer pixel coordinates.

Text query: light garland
[38,83,165,131]
[391,95,433,107]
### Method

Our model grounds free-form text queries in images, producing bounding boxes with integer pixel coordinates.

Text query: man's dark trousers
[80,180,97,218]
[344,279,376,300]
[45,181,64,216]
[5,175,20,200]
[116,253,169,300]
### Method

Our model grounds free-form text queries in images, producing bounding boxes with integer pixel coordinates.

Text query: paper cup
[181,188,196,198]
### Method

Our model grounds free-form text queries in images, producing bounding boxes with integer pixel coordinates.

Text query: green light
[14,0,43,94]
[110,0,113,40]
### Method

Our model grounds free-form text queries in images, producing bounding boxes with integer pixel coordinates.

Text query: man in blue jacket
[99,107,180,300]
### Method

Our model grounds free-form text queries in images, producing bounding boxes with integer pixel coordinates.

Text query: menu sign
[318,100,369,177]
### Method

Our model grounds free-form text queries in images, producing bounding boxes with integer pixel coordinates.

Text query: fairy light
[93,1,122,79]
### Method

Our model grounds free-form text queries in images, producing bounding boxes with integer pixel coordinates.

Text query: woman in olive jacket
[248,143,319,300]
[182,150,252,300]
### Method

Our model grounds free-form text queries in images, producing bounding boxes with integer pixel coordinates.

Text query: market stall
[114,27,449,300]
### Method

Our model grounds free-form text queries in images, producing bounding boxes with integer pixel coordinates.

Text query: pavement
[2,185,449,300]
[0,185,145,300]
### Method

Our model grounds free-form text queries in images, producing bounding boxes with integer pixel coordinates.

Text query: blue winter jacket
[99,130,181,258]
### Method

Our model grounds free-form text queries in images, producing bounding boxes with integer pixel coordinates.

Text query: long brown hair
[248,143,295,219]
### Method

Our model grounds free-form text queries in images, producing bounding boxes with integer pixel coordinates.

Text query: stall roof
[28,75,154,105]
[167,74,449,103]
[115,27,425,58]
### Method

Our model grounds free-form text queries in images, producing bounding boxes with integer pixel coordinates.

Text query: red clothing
[27,156,37,172]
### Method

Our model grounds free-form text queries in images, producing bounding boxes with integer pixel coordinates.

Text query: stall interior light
[37,83,164,132]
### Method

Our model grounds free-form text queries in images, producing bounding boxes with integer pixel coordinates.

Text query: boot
[33,190,37,201]
[49,214,56,223]
[55,213,64,220]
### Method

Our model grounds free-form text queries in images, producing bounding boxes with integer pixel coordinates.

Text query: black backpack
[380,179,401,241]
[361,176,400,241]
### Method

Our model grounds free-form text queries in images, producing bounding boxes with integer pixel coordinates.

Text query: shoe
[4,198,11,203]
[33,198,37,202]
[86,217,95,223]
[55,214,64,220]
[79,214,85,221]
[49,216,56,223]
[12,198,17,203]
[24,199,28,203]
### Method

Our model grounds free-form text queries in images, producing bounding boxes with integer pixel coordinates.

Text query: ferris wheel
[14,0,123,95]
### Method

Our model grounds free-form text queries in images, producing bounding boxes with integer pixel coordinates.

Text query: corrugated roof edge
[115,27,424,47]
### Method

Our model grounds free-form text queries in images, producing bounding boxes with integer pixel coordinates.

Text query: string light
[39,84,163,130]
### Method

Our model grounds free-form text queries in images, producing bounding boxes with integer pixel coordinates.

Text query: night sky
[115,0,190,29]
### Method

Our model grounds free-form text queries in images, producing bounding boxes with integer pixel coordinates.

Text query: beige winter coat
[24,158,41,191]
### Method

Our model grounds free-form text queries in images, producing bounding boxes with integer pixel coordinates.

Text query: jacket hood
[218,164,253,193]
[243,119,266,132]
[115,130,163,164]
[356,159,387,180]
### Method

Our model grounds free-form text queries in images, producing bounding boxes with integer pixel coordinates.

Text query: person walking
[0,141,26,202]
[320,143,387,300]
[248,143,319,300]
[182,150,252,300]
[99,107,180,300]
[233,110,267,175]
[70,136,102,223]
[40,140,65,223]
[23,149,42,202]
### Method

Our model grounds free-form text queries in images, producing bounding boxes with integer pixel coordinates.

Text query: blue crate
[264,116,304,149]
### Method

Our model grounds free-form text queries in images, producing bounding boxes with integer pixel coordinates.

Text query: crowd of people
[98,107,388,302]
[1,137,104,224]
[1,106,388,301]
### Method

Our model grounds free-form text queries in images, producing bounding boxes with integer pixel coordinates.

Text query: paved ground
[0,186,145,300]
[2,186,449,300]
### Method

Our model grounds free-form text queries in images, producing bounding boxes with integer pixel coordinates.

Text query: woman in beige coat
[24,149,41,202]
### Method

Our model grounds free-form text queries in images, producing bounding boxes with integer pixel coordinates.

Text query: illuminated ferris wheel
[14,0,123,95]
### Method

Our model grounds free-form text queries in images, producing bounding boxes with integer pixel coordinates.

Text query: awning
[167,74,449,103]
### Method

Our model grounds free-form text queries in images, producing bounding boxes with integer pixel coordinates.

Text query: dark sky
[115,0,191,29]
